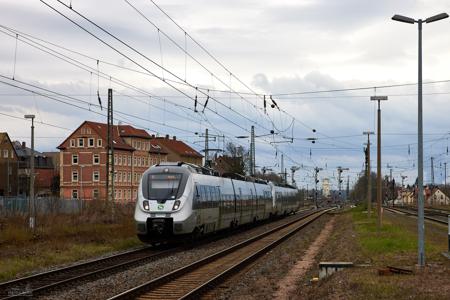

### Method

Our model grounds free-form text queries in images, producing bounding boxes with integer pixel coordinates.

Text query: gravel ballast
[42,210,319,299]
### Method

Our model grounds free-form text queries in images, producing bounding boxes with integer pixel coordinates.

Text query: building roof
[117,125,151,139]
[57,121,138,151]
[153,136,202,158]
[149,142,168,155]
[0,132,19,159]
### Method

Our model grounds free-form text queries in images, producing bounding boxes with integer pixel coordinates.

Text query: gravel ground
[293,210,450,299]
[203,213,332,300]
[41,210,316,300]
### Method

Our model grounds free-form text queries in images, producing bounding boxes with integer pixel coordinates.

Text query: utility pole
[24,114,35,230]
[106,89,115,208]
[370,95,388,229]
[314,167,322,209]
[280,154,284,184]
[250,125,255,176]
[431,156,435,186]
[445,162,447,189]
[204,128,209,167]
[346,175,350,200]
[363,131,374,217]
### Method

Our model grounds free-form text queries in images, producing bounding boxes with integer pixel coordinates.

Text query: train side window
[193,185,200,209]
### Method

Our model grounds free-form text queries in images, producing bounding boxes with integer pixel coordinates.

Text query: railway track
[0,246,175,299]
[109,208,333,300]
[0,208,316,299]
[385,206,448,225]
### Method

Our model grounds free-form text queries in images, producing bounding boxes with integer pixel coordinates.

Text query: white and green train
[135,162,301,243]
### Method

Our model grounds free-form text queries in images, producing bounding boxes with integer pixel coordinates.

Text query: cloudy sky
[1,0,450,189]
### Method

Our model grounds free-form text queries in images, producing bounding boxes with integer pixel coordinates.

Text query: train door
[230,179,238,226]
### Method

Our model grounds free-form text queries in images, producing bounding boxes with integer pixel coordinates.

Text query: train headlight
[143,200,150,211]
[172,200,181,210]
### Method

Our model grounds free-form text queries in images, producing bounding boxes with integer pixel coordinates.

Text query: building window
[93,171,99,182]
[114,155,118,165]
[72,154,78,165]
[133,157,136,166]
[97,139,102,147]
[87,128,92,134]
[78,138,84,147]
[72,189,78,199]
[118,172,122,182]
[88,138,95,147]
[3,149,8,158]
[128,156,131,166]
[128,172,131,182]
[93,189,99,199]
[70,139,75,147]
[118,155,122,166]
[72,170,78,182]
[93,154,100,164]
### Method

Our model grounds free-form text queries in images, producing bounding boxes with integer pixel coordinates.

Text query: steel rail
[109,208,333,300]
[0,246,174,299]
[385,207,448,225]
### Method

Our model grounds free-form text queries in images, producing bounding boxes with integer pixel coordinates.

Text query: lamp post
[392,12,449,267]
[24,114,35,230]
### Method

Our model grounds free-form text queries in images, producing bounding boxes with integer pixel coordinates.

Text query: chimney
[22,141,26,149]
[151,134,155,138]
[173,136,176,141]
[165,134,169,139]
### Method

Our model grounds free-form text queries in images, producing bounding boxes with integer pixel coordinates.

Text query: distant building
[0,132,19,196]
[400,189,415,205]
[426,188,450,206]
[322,178,330,197]
[151,135,203,166]
[12,141,57,197]
[213,155,244,175]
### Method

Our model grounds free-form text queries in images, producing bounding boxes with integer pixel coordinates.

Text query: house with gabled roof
[0,132,19,196]
[57,121,168,202]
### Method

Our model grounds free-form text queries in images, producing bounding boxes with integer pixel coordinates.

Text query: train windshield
[147,173,182,200]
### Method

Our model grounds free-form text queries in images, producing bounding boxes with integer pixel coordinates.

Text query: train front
[135,164,195,243]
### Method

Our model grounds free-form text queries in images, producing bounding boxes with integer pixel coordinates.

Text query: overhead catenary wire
[43,1,276,136]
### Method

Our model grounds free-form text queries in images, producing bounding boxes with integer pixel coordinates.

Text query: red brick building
[0,132,19,196]
[57,121,168,202]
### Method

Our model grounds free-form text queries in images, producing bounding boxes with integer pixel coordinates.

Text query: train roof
[155,161,295,187]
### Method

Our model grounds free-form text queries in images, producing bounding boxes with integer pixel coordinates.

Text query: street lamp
[392,12,448,267]
[24,114,35,230]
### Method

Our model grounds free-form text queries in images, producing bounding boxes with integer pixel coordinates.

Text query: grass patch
[351,206,440,261]
[0,203,142,282]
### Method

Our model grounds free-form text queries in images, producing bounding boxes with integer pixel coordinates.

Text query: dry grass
[295,207,450,299]
[0,201,141,282]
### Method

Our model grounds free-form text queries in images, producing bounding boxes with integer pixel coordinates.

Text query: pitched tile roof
[0,132,19,158]
[117,125,151,139]
[149,142,168,154]
[57,121,134,151]
[153,136,202,158]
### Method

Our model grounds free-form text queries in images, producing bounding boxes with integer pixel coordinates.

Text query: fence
[0,196,134,216]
